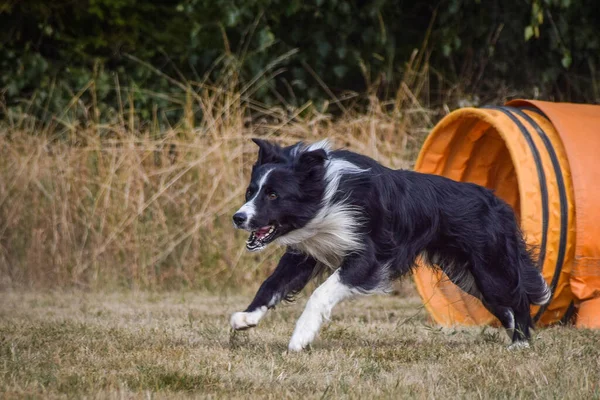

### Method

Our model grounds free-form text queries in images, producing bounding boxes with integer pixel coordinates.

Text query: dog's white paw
[288,313,321,352]
[507,341,530,351]
[230,312,255,330]
[230,307,267,330]
[288,329,316,352]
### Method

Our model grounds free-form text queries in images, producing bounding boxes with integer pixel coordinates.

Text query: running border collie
[230,139,550,351]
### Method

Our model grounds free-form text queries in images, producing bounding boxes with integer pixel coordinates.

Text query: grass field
[2,287,599,399]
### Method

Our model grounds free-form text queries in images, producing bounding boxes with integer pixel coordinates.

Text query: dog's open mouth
[246,225,278,251]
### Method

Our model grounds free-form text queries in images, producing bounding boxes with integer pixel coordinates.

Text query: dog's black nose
[233,212,247,226]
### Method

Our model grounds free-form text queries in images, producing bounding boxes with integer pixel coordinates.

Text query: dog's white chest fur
[277,145,367,268]
[278,203,362,268]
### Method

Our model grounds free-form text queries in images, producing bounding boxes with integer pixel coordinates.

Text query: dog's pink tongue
[256,226,270,238]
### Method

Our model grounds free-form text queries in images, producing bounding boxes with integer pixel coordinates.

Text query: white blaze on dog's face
[232,140,328,252]
[234,167,274,230]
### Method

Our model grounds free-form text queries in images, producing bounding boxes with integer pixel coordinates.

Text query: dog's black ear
[295,149,328,173]
[252,138,284,165]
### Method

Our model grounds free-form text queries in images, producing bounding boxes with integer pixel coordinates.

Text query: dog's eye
[245,188,253,199]
[267,191,278,200]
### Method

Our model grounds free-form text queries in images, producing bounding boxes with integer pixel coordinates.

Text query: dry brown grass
[0,55,434,290]
[1,288,599,399]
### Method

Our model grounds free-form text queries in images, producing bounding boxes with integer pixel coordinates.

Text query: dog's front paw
[230,306,267,331]
[287,339,307,352]
[288,329,316,352]
[230,312,255,330]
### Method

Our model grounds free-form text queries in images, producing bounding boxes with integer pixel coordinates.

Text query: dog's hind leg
[508,304,533,348]
[474,270,532,348]
[425,250,483,301]
[440,260,482,300]
[481,300,517,341]
[230,249,317,331]
[442,260,527,347]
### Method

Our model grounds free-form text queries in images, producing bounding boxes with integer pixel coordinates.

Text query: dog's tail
[517,241,552,306]
[522,266,551,306]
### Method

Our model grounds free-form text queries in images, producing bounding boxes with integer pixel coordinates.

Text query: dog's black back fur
[233,140,550,346]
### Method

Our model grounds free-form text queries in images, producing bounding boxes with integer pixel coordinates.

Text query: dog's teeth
[246,232,258,245]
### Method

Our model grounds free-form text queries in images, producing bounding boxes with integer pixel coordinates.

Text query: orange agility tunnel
[412,100,600,328]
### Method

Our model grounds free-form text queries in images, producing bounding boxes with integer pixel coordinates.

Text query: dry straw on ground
[1,290,599,398]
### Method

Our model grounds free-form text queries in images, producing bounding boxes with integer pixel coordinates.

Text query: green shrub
[1,0,598,125]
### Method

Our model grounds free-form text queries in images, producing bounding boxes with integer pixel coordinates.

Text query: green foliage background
[1,0,598,122]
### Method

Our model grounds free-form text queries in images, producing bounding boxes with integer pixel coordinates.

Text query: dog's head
[232,139,328,251]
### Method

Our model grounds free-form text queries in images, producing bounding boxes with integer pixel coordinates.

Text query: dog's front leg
[288,248,380,352]
[287,269,354,351]
[230,249,317,330]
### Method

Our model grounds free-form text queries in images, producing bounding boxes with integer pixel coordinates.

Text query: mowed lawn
[1,289,599,399]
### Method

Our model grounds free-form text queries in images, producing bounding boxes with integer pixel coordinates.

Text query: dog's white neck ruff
[277,140,367,268]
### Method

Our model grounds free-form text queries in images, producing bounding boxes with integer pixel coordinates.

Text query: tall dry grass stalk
[0,56,435,290]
